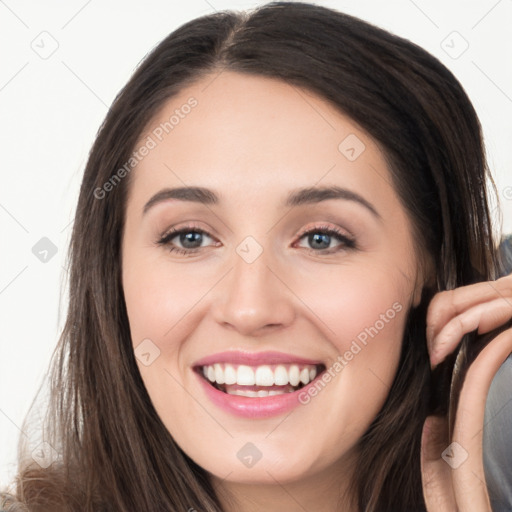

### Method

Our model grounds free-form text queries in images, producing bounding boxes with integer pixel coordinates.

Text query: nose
[211,245,296,337]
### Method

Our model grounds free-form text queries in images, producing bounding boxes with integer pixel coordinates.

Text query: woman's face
[121,71,424,487]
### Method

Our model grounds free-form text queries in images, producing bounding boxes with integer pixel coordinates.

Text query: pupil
[180,232,202,248]
[309,233,330,249]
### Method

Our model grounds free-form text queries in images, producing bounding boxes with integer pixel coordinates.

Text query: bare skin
[120,70,512,511]
[422,275,512,511]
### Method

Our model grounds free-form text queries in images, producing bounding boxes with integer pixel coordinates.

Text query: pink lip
[193,350,323,367]
[194,369,324,418]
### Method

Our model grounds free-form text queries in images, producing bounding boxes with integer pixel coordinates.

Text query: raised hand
[421,274,512,511]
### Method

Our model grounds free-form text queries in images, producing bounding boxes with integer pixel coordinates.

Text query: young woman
[2,2,511,511]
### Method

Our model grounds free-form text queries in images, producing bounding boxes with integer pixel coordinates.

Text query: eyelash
[155,223,357,257]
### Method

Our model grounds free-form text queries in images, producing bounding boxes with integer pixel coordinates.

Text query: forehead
[127,71,397,213]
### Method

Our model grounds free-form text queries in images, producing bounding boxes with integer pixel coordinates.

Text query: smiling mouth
[195,362,327,397]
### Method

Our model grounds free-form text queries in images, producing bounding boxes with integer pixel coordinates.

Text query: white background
[1,0,511,489]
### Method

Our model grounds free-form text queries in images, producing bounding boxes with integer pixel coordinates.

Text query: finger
[426,274,512,346]
[450,329,512,511]
[421,415,457,511]
[430,297,512,367]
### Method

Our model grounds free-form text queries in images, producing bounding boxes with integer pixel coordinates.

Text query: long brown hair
[1,2,503,510]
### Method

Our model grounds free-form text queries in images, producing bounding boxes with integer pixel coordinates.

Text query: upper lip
[193,350,324,367]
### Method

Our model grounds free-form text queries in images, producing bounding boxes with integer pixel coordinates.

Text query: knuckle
[426,289,453,325]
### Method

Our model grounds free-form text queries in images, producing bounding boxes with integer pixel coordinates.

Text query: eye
[155,223,356,257]
[294,224,356,254]
[155,224,219,256]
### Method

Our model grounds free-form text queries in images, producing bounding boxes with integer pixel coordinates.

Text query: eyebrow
[142,185,381,219]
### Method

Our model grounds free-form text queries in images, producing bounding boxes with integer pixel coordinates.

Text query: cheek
[293,263,408,350]
[122,254,205,350]
[292,265,407,414]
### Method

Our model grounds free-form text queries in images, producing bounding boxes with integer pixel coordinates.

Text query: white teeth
[237,365,255,385]
[226,388,288,397]
[255,365,274,386]
[224,364,237,385]
[288,365,300,386]
[230,389,259,397]
[274,365,289,385]
[200,362,321,387]
[300,368,310,384]
[214,363,224,384]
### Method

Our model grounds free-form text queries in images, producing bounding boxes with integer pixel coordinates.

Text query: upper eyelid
[159,223,351,238]
[295,223,354,239]
[159,224,214,239]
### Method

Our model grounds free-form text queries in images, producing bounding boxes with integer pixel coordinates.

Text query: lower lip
[194,369,323,418]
